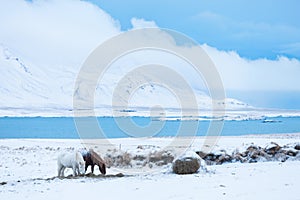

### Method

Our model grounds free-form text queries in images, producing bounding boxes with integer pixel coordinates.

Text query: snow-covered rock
[172,151,201,174]
[264,142,281,155]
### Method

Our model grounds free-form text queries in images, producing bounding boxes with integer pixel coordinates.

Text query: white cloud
[202,44,300,91]
[131,18,157,29]
[0,0,121,67]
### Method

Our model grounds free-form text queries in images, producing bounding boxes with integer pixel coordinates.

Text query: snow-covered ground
[1,134,300,200]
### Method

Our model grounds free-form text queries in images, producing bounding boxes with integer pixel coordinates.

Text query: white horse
[57,151,85,177]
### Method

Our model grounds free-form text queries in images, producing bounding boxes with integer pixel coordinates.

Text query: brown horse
[82,149,106,175]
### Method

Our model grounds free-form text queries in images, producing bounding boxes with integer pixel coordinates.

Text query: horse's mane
[90,149,105,163]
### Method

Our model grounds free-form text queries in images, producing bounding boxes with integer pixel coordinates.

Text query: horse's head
[99,163,106,175]
[78,160,86,175]
[76,151,86,175]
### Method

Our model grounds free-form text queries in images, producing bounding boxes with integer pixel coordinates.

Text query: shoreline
[1,132,300,140]
[1,113,300,119]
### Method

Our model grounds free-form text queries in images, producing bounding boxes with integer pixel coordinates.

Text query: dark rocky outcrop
[196,142,299,165]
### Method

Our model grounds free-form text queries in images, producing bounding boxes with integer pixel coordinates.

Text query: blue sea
[0,117,299,139]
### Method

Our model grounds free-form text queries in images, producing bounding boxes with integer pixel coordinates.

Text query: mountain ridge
[0,44,253,117]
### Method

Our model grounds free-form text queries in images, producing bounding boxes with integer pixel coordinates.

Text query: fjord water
[0,117,300,139]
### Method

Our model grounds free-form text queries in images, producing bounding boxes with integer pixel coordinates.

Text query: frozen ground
[0,134,300,200]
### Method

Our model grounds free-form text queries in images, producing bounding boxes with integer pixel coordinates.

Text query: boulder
[246,145,261,152]
[195,151,206,159]
[286,150,298,157]
[172,151,201,175]
[265,142,281,155]
[289,152,300,161]
[233,153,246,163]
[295,144,300,151]
[274,153,287,162]
[203,153,219,163]
[216,154,232,164]
[0,182,7,185]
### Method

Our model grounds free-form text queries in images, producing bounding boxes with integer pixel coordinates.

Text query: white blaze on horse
[57,151,86,177]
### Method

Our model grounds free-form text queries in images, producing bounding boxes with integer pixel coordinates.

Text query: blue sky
[88,0,300,60]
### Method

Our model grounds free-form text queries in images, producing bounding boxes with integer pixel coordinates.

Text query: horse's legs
[57,164,63,177]
[76,166,81,175]
[97,165,101,174]
[61,166,65,177]
[85,164,88,172]
[91,164,95,173]
[58,169,61,177]
[72,167,76,176]
[99,164,106,175]
[72,165,78,176]
[57,166,61,176]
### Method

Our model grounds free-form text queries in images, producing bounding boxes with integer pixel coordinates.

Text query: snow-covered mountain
[0,44,252,117]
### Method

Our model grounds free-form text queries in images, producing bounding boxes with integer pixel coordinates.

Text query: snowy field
[1,134,300,200]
